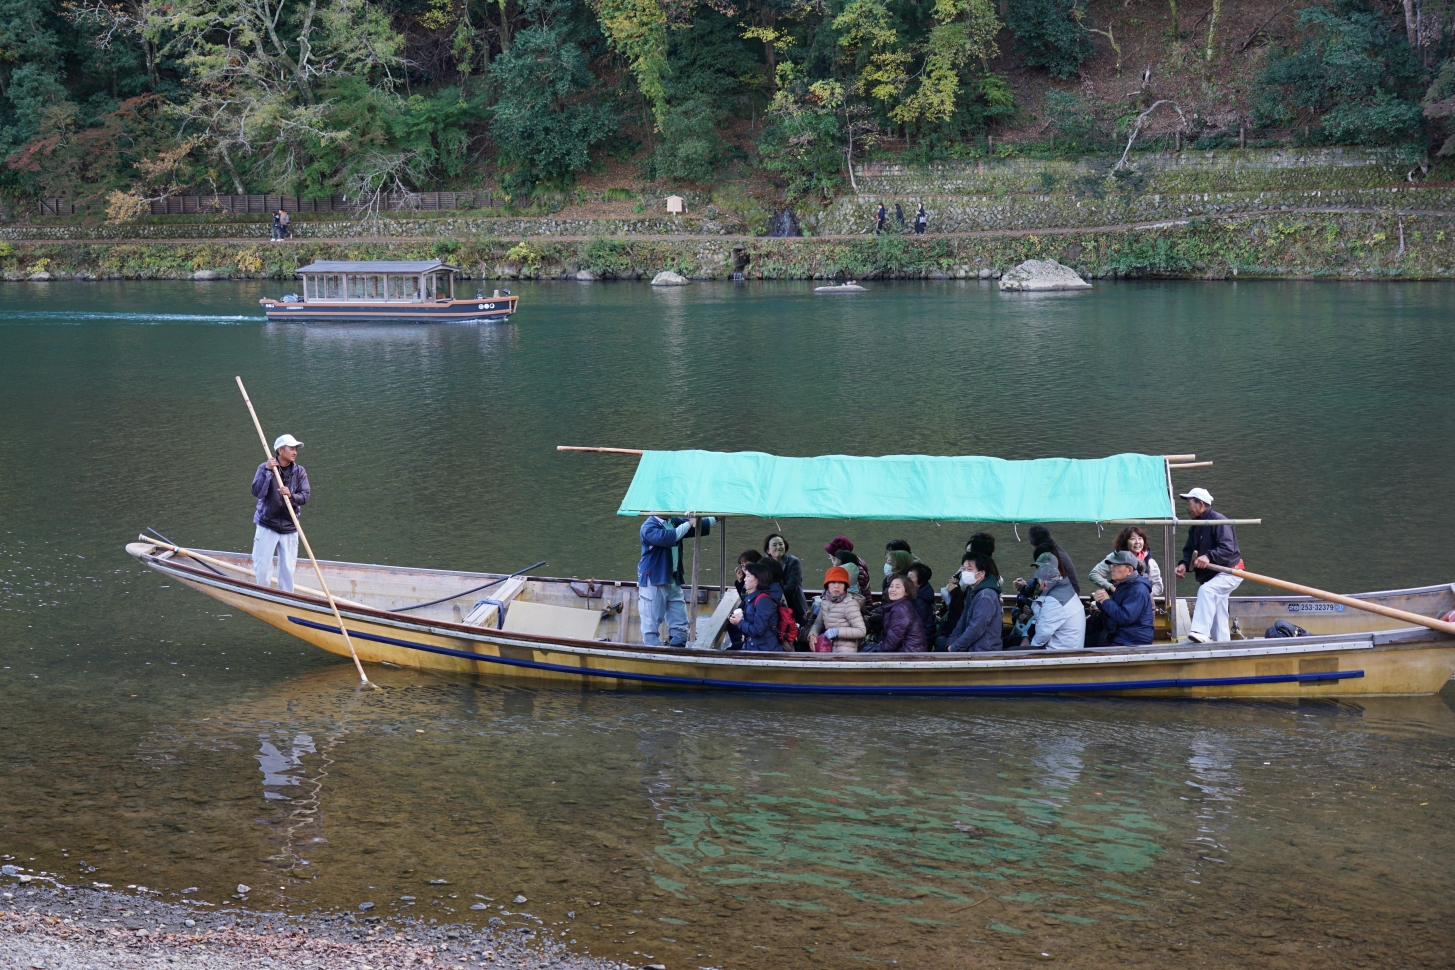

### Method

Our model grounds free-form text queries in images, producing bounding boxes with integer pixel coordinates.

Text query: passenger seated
[907,562,938,646]
[864,573,928,653]
[1027,525,1080,595]
[1089,526,1164,597]
[728,561,787,651]
[823,535,872,603]
[1024,553,1086,651]
[941,532,995,634]
[941,552,1003,652]
[1087,550,1155,646]
[725,550,762,649]
[808,567,867,653]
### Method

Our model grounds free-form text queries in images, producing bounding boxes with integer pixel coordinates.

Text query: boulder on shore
[650,270,689,286]
[573,269,599,282]
[193,269,224,281]
[998,258,1090,291]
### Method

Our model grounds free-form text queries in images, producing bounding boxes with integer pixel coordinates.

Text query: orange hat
[824,566,851,586]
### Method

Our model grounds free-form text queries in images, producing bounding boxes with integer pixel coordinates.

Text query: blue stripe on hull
[287,616,1365,694]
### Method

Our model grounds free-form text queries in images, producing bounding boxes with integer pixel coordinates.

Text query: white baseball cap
[274,434,304,451]
[1178,487,1214,504]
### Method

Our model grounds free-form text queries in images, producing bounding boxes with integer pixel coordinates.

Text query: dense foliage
[0,0,1448,210]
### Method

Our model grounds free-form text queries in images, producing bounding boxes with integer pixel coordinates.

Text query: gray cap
[1033,552,1061,582]
[1106,550,1139,568]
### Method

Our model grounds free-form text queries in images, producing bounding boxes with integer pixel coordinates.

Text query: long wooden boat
[123,540,1455,697]
[259,260,518,322]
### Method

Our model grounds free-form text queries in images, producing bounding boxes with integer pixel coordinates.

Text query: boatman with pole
[638,513,713,647]
[1174,487,1243,643]
[251,434,310,592]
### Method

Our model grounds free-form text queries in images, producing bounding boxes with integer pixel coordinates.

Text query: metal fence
[37,192,505,217]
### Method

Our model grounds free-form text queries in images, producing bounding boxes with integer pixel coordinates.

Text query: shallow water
[1,279,1453,967]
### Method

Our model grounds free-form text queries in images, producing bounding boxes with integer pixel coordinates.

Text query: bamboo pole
[236,377,370,685]
[137,536,371,609]
[556,446,644,455]
[1107,518,1262,526]
[1205,563,1455,637]
[690,515,701,634]
[1168,461,1214,469]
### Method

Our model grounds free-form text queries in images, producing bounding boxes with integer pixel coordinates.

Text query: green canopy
[617,451,1174,522]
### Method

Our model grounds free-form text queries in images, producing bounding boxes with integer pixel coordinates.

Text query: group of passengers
[637,487,1241,652]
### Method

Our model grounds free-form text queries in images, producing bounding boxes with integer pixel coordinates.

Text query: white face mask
[883,562,892,577]
[961,569,978,586]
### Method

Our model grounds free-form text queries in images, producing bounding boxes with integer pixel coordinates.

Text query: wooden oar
[136,535,371,610]
[1205,563,1455,637]
[236,377,371,686]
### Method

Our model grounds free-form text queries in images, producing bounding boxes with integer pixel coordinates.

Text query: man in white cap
[1174,487,1243,643]
[251,434,310,592]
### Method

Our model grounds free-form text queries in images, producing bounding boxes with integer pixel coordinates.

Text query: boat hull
[259,295,518,323]
[128,543,1455,698]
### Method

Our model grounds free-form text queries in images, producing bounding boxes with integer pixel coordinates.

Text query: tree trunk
[1401,0,1417,48]
[218,142,246,195]
[1205,0,1220,60]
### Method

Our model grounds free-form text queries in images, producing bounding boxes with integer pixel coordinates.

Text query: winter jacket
[1179,509,1242,584]
[947,576,1004,652]
[1096,572,1154,646]
[773,554,809,624]
[637,516,711,587]
[913,582,938,645]
[252,461,310,534]
[1030,578,1086,650]
[872,596,928,653]
[809,593,867,653]
[1089,552,1163,597]
[738,583,787,652]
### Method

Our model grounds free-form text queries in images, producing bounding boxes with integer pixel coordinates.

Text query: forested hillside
[2,0,1453,214]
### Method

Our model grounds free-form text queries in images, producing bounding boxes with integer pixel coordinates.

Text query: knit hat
[824,566,851,586]
[825,535,855,557]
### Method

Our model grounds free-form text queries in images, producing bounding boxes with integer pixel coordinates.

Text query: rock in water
[193,269,223,281]
[236,884,250,894]
[573,270,598,282]
[998,258,1091,291]
[513,894,528,904]
[358,901,375,911]
[650,271,689,286]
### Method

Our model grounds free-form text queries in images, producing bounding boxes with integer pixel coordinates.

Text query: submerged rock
[650,271,689,286]
[998,258,1090,291]
[814,281,867,293]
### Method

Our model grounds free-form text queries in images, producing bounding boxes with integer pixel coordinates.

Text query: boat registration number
[1288,602,1345,613]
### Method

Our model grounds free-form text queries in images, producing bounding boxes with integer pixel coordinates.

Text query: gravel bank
[1,872,661,970]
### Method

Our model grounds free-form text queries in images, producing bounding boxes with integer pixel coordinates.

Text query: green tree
[488,5,617,193]
[1006,0,1093,79]
[1255,1,1424,147]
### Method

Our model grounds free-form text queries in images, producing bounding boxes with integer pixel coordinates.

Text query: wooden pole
[720,515,727,593]
[556,446,645,455]
[690,515,701,634]
[1168,461,1213,469]
[236,377,371,685]
[1205,563,1455,637]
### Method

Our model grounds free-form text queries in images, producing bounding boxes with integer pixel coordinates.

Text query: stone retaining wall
[853,148,1435,195]
[4,210,1453,281]
[808,186,1455,234]
[0,215,730,242]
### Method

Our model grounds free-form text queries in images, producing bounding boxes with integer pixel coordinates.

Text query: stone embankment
[3,149,1453,281]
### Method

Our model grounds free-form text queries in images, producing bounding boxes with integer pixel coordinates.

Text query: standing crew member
[638,513,714,647]
[251,434,310,592]
[1175,487,1243,643]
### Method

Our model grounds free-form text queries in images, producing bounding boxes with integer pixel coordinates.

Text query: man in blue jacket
[1090,551,1154,646]
[638,513,714,647]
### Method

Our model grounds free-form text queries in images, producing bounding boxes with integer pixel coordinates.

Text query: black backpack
[1264,620,1308,639]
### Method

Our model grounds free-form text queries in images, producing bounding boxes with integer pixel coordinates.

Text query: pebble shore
[1,875,659,970]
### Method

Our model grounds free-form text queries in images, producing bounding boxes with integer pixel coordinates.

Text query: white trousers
[1190,571,1243,642]
[252,525,300,592]
[639,583,689,646]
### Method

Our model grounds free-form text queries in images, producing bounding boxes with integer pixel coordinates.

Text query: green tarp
[617,451,1174,522]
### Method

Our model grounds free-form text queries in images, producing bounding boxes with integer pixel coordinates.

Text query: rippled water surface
[2,279,1453,968]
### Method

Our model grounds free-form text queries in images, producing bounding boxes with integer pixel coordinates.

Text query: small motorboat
[259,259,518,322]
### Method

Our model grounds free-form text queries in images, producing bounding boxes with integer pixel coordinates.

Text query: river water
[1,279,1453,968]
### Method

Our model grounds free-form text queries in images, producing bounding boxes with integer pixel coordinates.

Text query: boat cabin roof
[295,259,459,275]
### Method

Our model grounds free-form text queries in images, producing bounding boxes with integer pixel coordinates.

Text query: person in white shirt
[1027,552,1087,651]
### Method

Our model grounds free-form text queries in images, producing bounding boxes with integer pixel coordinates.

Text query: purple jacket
[875,596,928,653]
[252,461,309,534]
